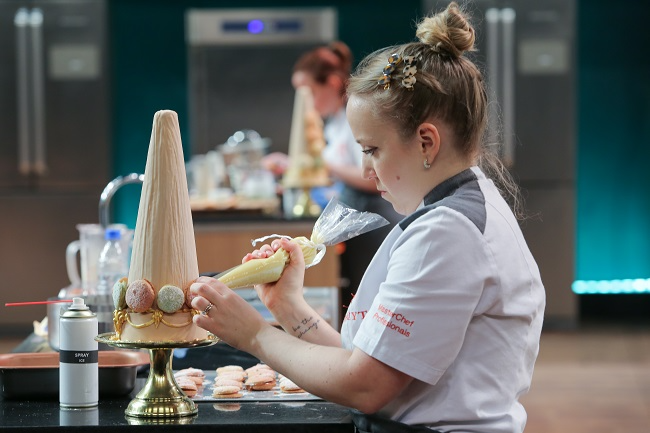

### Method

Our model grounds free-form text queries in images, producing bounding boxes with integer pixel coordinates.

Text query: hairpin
[378,53,402,89]
[377,53,418,90]
[402,56,417,90]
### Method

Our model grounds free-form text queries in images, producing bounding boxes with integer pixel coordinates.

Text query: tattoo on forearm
[292,316,320,339]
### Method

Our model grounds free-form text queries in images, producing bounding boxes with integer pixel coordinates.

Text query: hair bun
[416,2,475,58]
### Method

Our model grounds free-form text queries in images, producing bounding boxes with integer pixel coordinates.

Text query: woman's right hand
[242,237,306,313]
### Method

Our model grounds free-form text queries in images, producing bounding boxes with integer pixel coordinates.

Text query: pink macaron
[126,279,155,313]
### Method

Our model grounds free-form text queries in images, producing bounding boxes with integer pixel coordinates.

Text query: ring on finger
[202,302,214,316]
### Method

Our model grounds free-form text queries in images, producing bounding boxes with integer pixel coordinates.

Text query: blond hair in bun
[415,2,475,58]
[347,1,524,218]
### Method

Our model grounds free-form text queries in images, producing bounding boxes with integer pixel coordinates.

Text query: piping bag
[214,198,389,289]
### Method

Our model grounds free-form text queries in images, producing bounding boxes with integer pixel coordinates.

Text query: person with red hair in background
[264,41,400,319]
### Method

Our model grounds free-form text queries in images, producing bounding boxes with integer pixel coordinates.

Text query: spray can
[59,297,98,408]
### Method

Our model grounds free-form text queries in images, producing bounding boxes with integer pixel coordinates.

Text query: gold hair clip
[378,53,402,90]
[377,53,417,90]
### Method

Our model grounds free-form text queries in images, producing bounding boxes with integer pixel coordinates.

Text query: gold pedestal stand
[291,187,322,218]
[96,333,218,419]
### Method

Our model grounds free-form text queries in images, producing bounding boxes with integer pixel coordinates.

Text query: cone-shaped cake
[112,110,208,342]
[282,86,330,189]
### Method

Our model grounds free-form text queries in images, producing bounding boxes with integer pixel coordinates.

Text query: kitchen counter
[0,395,353,432]
[0,211,350,431]
[2,336,354,432]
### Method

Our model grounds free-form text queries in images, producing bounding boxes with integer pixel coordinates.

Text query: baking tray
[0,350,149,400]
[187,371,322,403]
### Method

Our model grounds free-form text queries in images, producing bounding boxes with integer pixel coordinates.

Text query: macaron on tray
[174,364,322,402]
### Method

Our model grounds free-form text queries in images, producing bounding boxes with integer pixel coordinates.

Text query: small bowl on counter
[0,350,149,400]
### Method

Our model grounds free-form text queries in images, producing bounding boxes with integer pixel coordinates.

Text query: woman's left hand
[190,276,270,351]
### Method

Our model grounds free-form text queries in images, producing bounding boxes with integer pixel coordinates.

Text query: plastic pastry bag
[215,198,389,289]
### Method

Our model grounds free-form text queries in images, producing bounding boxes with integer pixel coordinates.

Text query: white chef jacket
[322,108,361,168]
[341,167,545,433]
[312,107,361,208]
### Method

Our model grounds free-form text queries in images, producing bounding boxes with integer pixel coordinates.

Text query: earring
[424,159,431,169]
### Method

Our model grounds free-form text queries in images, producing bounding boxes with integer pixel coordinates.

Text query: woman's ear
[419,122,441,161]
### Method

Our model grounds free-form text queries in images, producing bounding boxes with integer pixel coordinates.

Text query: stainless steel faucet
[99,173,144,227]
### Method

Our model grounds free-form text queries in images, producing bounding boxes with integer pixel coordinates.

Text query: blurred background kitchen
[1,0,649,431]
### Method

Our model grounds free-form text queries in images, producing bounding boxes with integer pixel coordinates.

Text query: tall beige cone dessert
[282,86,330,189]
[112,110,208,342]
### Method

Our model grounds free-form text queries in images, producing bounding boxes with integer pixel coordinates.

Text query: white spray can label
[59,297,98,408]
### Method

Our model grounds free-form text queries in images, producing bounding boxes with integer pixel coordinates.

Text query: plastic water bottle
[97,228,127,295]
[96,228,128,338]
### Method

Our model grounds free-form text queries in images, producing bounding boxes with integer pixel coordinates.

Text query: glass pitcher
[65,223,133,296]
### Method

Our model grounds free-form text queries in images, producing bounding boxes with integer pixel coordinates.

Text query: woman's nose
[361,161,375,180]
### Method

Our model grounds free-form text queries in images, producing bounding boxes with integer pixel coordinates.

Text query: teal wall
[576,1,650,282]
[108,1,650,284]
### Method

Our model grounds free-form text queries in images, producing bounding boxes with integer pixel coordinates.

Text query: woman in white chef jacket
[266,41,401,311]
[192,3,545,433]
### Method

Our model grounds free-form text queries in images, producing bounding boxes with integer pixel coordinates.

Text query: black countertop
[1,397,353,432]
[1,337,354,432]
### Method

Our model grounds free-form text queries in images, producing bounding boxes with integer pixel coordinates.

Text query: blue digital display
[222,22,249,32]
[221,19,303,34]
[275,20,302,31]
[247,19,264,34]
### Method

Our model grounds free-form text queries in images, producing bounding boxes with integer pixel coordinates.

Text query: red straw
[5,299,73,307]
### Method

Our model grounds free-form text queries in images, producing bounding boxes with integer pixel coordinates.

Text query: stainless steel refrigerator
[186,8,337,155]
[422,0,577,327]
[0,0,110,331]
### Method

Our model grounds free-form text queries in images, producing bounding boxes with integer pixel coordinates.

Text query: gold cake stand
[96,332,219,418]
[291,187,322,218]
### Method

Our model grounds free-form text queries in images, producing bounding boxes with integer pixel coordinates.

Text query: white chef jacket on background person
[341,167,545,433]
[322,108,361,169]
[310,108,358,207]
